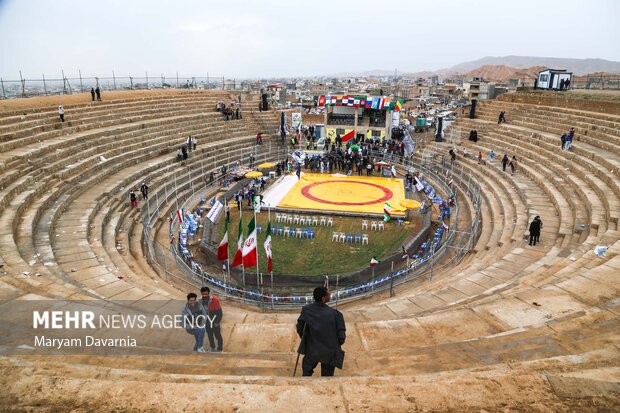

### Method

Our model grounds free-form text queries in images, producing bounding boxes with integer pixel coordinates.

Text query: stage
[262,173,407,217]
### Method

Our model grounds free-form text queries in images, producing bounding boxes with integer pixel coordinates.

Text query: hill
[445,56,620,76]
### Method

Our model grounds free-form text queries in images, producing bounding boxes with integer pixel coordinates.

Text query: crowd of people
[176,135,198,162]
[216,101,242,121]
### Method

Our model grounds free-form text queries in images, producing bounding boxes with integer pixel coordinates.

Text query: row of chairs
[275,214,333,227]
[271,226,315,239]
[361,220,385,231]
[332,232,369,244]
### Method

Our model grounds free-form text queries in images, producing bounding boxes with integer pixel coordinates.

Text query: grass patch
[217,209,417,276]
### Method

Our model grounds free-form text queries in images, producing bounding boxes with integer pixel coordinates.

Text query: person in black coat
[90,87,95,102]
[296,287,346,377]
[529,215,543,246]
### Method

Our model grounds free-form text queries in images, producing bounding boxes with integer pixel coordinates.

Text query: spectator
[129,189,138,208]
[58,106,65,122]
[90,88,95,102]
[95,86,101,101]
[529,215,543,246]
[509,155,518,176]
[296,287,346,377]
[180,292,206,352]
[498,111,506,124]
[140,182,149,200]
[200,286,223,352]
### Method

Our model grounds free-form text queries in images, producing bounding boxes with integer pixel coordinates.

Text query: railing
[142,141,482,309]
[0,72,252,100]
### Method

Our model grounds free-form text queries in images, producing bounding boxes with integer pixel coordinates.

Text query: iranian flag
[264,221,272,273]
[390,165,397,178]
[231,217,244,267]
[217,217,229,260]
[242,217,258,268]
[176,209,184,223]
[383,202,392,222]
[370,257,379,267]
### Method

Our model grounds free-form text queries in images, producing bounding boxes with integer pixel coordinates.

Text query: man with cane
[294,287,346,377]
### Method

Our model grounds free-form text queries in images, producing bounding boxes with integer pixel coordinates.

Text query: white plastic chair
[361,220,368,230]
[361,234,369,245]
[371,221,378,231]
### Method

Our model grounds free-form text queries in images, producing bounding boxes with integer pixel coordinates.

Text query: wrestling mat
[277,173,406,216]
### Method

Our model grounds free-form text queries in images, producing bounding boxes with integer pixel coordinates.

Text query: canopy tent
[245,171,263,179]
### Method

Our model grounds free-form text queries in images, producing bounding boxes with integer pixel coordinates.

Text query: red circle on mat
[301,180,393,206]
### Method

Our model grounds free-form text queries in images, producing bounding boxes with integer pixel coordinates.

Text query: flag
[325,95,332,106]
[353,97,360,107]
[390,165,397,178]
[217,217,229,260]
[370,257,379,267]
[318,95,326,106]
[395,100,403,111]
[264,221,272,272]
[383,202,392,222]
[176,209,184,223]
[365,98,372,109]
[371,98,380,109]
[253,195,261,213]
[382,98,390,109]
[231,217,244,267]
[242,217,258,268]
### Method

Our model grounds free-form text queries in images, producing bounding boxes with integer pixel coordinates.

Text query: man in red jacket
[200,286,223,352]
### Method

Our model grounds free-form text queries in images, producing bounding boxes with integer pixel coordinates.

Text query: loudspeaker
[435,117,443,142]
[261,94,269,111]
[469,99,477,119]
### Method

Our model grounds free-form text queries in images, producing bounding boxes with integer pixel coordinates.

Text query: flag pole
[254,202,260,293]
[269,206,273,308]
[240,206,245,289]
[371,266,375,294]
[224,196,230,285]
[335,274,339,308]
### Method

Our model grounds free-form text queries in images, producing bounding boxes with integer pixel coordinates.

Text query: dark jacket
[296,302,346,368]
[529,219,541,235]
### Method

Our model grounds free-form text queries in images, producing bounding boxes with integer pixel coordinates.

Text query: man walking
[200,287,223,352]
[498,111,506,124]
[58,106,65,122]
[296,287,346,377]
[140,182,149,200]
[501,154,509,172]
[529,215,543,246]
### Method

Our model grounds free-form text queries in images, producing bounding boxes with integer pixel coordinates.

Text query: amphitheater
[0,89,618,412]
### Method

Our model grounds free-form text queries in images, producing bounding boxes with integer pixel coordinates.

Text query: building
[463,77,494,101]
[316,95,404,142]
[537,69,572,90]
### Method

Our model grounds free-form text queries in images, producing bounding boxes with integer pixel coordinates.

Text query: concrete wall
[498,92,620,116]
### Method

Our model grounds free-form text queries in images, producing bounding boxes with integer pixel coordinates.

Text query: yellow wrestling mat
[278,173,407,215]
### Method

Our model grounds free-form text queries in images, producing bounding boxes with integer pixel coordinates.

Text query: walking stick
[293,324,307,377]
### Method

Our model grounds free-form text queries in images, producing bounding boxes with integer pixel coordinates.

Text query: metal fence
[139,139,482,309]
[0,71,254,100]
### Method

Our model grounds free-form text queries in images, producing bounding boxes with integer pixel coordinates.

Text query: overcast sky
[0,0,618,79]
